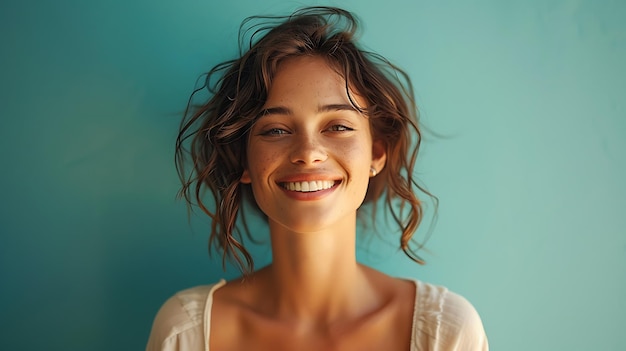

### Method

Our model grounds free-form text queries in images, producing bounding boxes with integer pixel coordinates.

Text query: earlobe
[371,139,387,174]
[240,169,252,184]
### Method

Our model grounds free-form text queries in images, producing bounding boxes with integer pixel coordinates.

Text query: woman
[147,7,488,351]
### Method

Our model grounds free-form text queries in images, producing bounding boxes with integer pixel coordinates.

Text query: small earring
[370,166,377,177]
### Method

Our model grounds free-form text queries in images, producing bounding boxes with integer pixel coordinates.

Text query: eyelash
[328,124,354,132]
[260,128,289,136]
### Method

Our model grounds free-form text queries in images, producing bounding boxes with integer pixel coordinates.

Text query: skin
[211,56,416,351]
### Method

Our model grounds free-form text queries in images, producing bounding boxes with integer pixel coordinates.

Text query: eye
[327,124,354,132]
[260,127,289,136]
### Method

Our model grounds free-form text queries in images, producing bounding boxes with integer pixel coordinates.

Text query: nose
[289,134,328,165]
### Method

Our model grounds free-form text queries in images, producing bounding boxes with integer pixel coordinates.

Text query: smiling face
[240,56,386,234]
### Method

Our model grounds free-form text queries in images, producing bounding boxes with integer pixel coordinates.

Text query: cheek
[340,137,372,166]
[248,149,280,184]
[338,138,372,192]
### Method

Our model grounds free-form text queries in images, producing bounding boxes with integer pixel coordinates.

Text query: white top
[146,280,488,351]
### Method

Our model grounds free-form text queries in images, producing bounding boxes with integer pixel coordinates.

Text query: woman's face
[241,56,386,233]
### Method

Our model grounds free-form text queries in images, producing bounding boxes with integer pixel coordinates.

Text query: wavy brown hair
[176,6,435,274]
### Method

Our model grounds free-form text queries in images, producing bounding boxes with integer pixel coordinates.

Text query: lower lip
[279,183,339,201]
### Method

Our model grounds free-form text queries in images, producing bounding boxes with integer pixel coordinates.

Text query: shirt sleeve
[145,286,213,351]
[412,282,489,351]
[440,291,489,351]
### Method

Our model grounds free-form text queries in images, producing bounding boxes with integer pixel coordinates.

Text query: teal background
[1,0,625,350]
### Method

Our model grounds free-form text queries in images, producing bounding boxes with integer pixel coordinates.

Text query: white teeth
[283,180,335,192]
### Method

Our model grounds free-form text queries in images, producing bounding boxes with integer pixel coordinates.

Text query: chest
[235,326,412,351]
[209,303,414,351]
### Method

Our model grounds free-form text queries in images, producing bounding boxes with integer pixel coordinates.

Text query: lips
[280,180,338,192]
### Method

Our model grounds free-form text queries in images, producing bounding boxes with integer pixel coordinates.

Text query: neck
[264,218,374,323]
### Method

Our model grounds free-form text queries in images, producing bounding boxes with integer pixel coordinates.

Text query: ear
[240,169,251,184]
[371,139,387,174]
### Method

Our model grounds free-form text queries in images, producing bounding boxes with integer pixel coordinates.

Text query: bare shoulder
[359,264,416,303]
[211,270,269,315]
[209,273,269,349]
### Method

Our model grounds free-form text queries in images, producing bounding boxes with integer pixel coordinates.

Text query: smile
[280,180,338,192]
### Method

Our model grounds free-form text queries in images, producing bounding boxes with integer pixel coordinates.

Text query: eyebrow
[258,103,359,118]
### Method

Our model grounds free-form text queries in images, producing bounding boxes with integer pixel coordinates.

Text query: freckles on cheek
[252,152,278,182]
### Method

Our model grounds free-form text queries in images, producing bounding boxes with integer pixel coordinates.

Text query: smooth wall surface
[1,0,624,350]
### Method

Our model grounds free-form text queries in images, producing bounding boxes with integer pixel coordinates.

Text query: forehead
[265,56,367,109]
